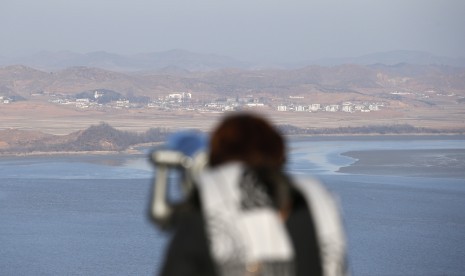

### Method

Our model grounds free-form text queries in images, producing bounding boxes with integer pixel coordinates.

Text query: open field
[0,100,464,135]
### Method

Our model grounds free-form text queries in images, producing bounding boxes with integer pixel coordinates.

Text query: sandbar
[338,148,465,178]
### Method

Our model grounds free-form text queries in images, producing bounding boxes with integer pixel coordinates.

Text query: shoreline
[0,142,163,157]
[2,135,465,157]
[337,148,465,178]
[287,133,465,142]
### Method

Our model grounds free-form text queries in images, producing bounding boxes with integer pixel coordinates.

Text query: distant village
[0,86,461,114]
[0,89,389,113]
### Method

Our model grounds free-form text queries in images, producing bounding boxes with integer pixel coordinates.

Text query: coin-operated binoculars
[149,131,208,229]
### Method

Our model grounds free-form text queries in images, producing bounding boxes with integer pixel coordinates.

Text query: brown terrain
[0,63,464,152]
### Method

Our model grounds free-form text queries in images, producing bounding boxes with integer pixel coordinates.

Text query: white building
[277,105,287,111]
[369,104,379,111]
[94,90,104,99]
[168,92,192,100]
[354,104,365,111]
[75,98,90,108]
[342,103,353,113]
[325,105,339,112]
[76,98,90,103]
[309,104,320,112]
[116,100,130,107]
[295,105,306,112]
[342,106,353,112]
[246,103,265,107]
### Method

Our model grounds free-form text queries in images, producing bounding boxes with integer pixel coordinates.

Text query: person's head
[209,113,285,169]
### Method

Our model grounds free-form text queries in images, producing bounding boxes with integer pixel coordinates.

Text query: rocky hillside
[0,123,169,154]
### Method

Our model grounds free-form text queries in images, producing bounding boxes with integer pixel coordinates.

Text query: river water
[1,136,464,275]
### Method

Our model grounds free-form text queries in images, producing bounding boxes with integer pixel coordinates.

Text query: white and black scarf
[195,162,347,276]
[196,163,295,276]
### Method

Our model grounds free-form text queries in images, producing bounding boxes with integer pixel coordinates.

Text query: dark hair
[209,113,286,168]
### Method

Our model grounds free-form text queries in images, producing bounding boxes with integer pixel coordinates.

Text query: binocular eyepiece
[149,131,208,229]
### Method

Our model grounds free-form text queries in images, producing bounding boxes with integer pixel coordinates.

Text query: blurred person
[151,113,347,276]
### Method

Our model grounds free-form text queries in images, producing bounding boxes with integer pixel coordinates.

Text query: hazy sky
[1,0,464,62]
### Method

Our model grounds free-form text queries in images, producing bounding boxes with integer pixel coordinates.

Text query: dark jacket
[160,186,322,276]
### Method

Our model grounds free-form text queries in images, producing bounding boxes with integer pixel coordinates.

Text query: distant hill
[311,50,465,67]
[0,123,170,154]
[1,49,464,72]
[1,63,464,102]
[0,49,247,72]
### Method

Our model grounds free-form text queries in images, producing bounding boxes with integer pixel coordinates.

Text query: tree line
[278,124,465,135]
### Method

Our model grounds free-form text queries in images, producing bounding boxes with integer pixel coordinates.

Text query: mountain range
[0,49,464,72]
[0,49,245,72]
[1,62,464,108]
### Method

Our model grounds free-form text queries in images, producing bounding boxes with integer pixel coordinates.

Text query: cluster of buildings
[147,94,266,112]
[49,97,138,109]
[390,90,459,99]
[3,90,385,114]
[277,102,383,113]
[149,93,384,113]
[0,96,12,104]
[47,90,143,109]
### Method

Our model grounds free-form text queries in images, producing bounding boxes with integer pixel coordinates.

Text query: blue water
[1,137,465,275]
